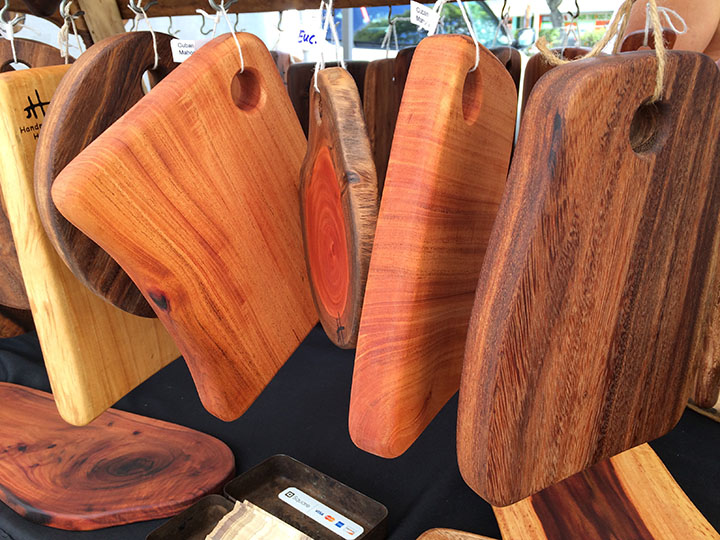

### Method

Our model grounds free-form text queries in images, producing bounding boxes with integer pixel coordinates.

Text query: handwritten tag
[298,27,326,51]
[410,1,440,34]
[170,39,209,63]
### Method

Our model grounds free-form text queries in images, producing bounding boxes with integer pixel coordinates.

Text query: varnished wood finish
[520,47,590,116]
[0,382,235,530]
[0,305,33,337]
[206,501,312,539]
[35,32,179,318]
[76,0,125,42]
[620,28,678,52]
[301,67,378,349]
[0,66,179,425]
[350,36,516,458]
[271,50,296,88]
[490,46,522,92]
[21,0,60,16]
[457,51,720,506]
[494,444,719,539]
[417,529,496,540]
[288,61,368,136]
[52,34,317,421]
[363,48,414,195]
[0,38,67,72]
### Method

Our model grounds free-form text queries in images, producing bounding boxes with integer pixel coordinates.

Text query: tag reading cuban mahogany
[170,39,209,63]
[278,487,364,538]
[410,1,440,34]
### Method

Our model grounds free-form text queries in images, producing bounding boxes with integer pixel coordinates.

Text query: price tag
[410,1,440,34]
[170,39,209,63]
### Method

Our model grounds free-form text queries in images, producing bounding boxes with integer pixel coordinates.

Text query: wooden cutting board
[350,35,516,458]
[363,48,414,195]
[620,28,677,52]
[35,32,179,318]
[490,46,522,92]
[0,382,235,530]
[300,67,378,349]
[288,61,368,136]
[417,529,497,540]
[520,47,591,116]
[493,444,719,539]
[21,0,61,17]
[457,51,720,506]
[0,65,179,426]
[52,34,317,421]
[0,38,68,310]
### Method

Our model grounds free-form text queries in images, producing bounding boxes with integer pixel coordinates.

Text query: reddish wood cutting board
[52,33,317,421]
[620,28,677,52]
[288,60,368,136]
[350,35,516,458]
[457,51,720,506]
[417,529,496,540]
[35,31,179,318]
[0,382,235,530]
[0,38,68,310]
[493,444,719,539]
[300,67,378,349]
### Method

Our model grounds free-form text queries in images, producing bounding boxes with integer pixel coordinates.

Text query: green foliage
[580,28,605,47]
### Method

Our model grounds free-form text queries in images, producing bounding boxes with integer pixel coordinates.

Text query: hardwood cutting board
[35,32,179,318]
[417,529,496,540]
[620,28,677,52]
[21,0,61,17]
[350,35,516,458]
[493,444,719,539]
[457,51,720,506]
[0,382,235,530]
[0,38,68,310]
[0,65,179,426]
[300,67,378,349]
[490,46,521,92]
[52,34,317,421]
[363,48,414,195]
[288,61,368,136]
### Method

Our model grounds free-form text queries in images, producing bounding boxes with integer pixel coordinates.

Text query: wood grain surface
[0,38,68,310]
[417,529,497,540]
[620,28,677,52]
[363,48,414,195]
[0,382,235,530]
[350,36,516,458]
[288,61,368,136]
[20,0,60,16]
[35,32,179,318]
[494,444,720,539]
[0,305,34,337]
[52,34,317,421]
[206,500,312,539]
[490,46,521,92]
[520,47,590,116]
[457,51,720,506]
[301,67,378,349]
[0,65,179,426]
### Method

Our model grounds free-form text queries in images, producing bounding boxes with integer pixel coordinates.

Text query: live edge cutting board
[457,51,720,506]
[350,35,517,458]
[52,34,318,421]
[0,66,179,426]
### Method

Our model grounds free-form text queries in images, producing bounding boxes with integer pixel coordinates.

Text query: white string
[0,15,18,64]
[215,0,244,71]
[313,0,344,92]
[561,19,579,54]
[130,1,159,70]
[430,0,480,71]
[196,8,220,36]
[58,1,83,64]
[381,17,410,57]
[326,0,344,69]
[492,11,513,47]
[643,3,687,47]
[313,0,329,91]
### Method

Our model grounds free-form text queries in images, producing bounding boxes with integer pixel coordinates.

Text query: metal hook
[0,0,25,28]
[277,11,283,32]
[566,0,580,21]
[208,0,238,12]
[233,12,240,32]
[388,5,392,25]
[167,15,179,36]
[500,0,509,21]
[198,11,213,35]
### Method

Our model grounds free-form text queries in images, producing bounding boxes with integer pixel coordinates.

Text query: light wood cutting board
[457,51,720,506]
[350,35,516,458]
[52,34,317,421]
[0,65,178,426]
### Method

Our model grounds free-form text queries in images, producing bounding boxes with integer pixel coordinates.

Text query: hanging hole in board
[462,68,483,124]
[141,70,155,95]
[1,61,30,72]
[231,68,264,111]
[629,100,668,154]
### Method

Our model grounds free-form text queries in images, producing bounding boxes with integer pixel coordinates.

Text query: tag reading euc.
[298,28,327,51]
[278,487,365,539]
[170,39,209,63]
[410,1,440,34]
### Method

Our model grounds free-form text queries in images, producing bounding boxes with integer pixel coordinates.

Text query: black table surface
[0,326,718,540]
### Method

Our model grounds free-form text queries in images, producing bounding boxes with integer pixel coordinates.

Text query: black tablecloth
[0,327,718,539]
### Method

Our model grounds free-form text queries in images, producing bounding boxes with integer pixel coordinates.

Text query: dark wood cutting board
[457,51,720,506]
[35,32,179,318]
[490,46,521,92]
[0,38,68,310]
[52,33,318,421]
[350,36,517,458]
[620,28,677,52]
[288,60,368,136]
[0,382,235,530]
[300,67,378,349]
[21,0,61,17]
[493,444,719,538]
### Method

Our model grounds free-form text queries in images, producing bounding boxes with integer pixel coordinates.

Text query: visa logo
[315,509,324,516]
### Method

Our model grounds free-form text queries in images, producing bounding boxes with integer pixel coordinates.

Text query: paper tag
[278,487,364,539]
[170,39,209,62]
[297,27,326,51]
[410,1,440,34]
